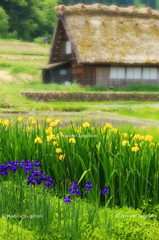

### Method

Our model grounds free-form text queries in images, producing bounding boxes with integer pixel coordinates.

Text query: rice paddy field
[0,116,159,239]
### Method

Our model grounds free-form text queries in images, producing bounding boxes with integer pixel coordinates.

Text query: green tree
[134,0,146,8]
[156,0,159,9]
[0,6,9,36]
[0,0,59,41]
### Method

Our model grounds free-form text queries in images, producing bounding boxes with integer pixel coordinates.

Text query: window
[66,41,71,54]
[127,67,141,79]
[65,81,71,86]
[143,68,157,80]
[127,68,133,79]
[118,68,125,78]
[150,68,157,79]
[60,70,67,75]
[134,68,141,79]
[110,67,125,79]
[110,67,117,78]
[143,68,150,80]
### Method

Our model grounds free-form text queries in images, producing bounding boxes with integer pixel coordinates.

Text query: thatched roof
[53,3,159,64]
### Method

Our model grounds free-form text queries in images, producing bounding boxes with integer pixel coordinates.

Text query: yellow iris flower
[56,148,62,153]
[69,138,76,143]
[34,136,42,144]
[131,147,139,152]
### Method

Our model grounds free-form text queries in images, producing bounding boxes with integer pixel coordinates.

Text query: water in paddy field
[0,111,158,128]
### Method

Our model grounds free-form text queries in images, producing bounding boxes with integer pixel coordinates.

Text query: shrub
[113,83,159,92]
[33,38,44,45]
[0,7,9,36]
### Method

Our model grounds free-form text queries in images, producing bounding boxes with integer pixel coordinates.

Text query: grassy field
[0,40,49,84]
[0,39,50,55]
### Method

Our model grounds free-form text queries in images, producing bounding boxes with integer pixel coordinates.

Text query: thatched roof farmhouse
[39,4,159,87]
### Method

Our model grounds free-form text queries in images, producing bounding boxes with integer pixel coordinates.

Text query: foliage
[0,117,159,209]
[0,185,159,239]
[33,38,45,45]
[0,0,59,41]
[114,83,159,92]
[64,0,159,10]
[4,30,18,39]
[9,64,37,75]
[140,198,159,219]
[0,218,36,240]
[0,6,9,37]
[19,81,159,93]
[87,86,109,92]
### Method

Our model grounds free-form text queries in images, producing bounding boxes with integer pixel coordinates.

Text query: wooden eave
[37,61,71,70]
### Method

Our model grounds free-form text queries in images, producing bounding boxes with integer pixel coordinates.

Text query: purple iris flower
[20,159,25,167]
[21,159,42,175]
[102,186,110,195]
[27,174,35,185]
[1,158,55,190]
[5,161,12,168]
[85,181,93,190]
[4,160,20,173]
[63,195,71,204]
[44,176,54,189]
[33,159,42,167]
[69,181,81,195]
[11,160,20,172]
[40,173,47,181]
[0,164,8,175]
[35,177,43,185]
[27,172,40,185]
[32,167,42,177]
[22,160,34,174]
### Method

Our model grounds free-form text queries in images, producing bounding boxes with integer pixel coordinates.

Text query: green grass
[0,57,47,71]
[9,64,37,75]
[86,84,159,92]
[0,39,23,42]
[0,40,48,84]
[114,84,159,92]
[18,82,159,93]
[0,40,50,56]
[101,105,159,122]
[1,203,159,239]
[0,61,12,68]
[0,50,49,56]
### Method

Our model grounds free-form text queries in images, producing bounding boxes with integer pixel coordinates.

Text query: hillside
[0,40,50,83]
